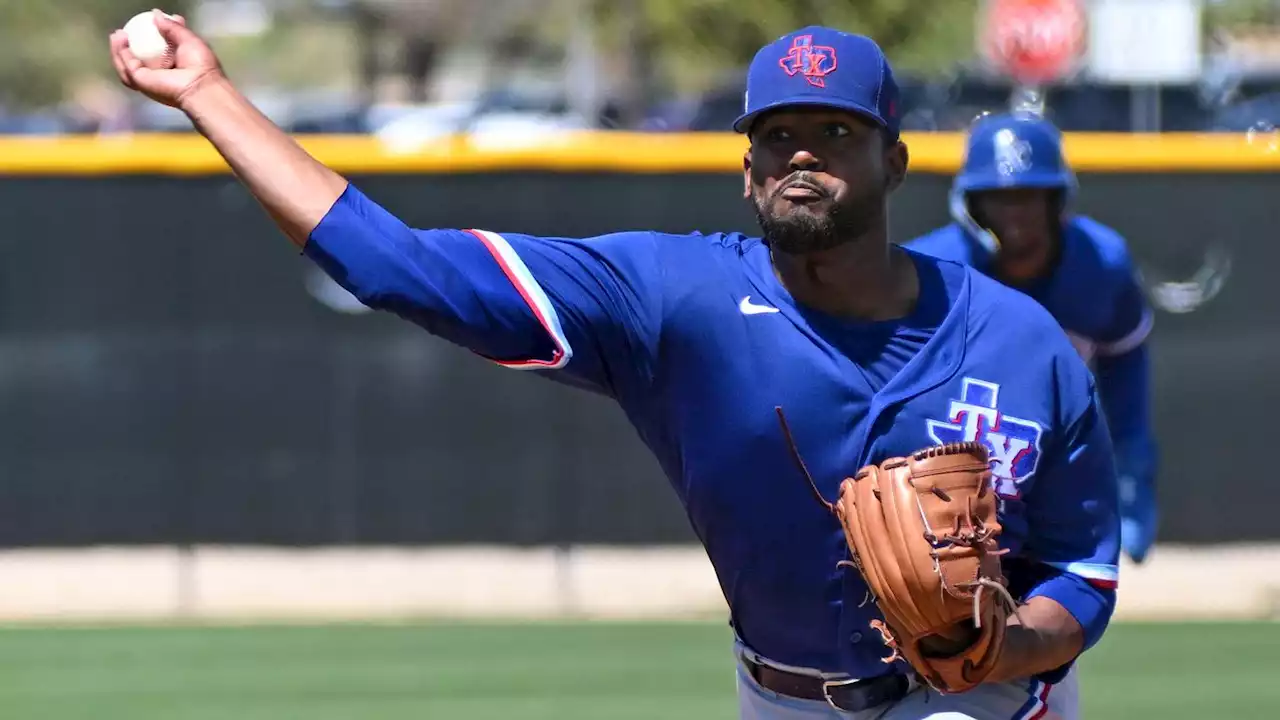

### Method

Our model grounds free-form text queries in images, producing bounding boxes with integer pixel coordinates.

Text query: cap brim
[733,96,887,134]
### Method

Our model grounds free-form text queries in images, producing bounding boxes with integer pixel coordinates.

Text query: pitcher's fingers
[109,29,131,60]
[109,32,135,87]
[118,43,145,75]
[111,50,133,87]
[170,14,187,26]
[154,11,197,45]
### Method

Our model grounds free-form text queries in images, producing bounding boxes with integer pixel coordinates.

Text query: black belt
[744,656,910,712]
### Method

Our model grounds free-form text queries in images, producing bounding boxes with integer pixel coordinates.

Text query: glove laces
[774,406,837,512]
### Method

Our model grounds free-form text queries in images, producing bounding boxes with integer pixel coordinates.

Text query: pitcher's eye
[764,126,792,142]
[825,123,851,138]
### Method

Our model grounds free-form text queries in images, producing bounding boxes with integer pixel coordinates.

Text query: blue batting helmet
[949,112,1076,253]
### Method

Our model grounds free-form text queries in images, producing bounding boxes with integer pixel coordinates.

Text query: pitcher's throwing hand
[110,10,224,109]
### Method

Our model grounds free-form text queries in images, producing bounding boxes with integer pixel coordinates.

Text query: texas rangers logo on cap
[778,35,838,88]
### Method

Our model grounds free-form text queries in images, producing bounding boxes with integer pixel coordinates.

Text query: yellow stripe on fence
[0,131,1277,175]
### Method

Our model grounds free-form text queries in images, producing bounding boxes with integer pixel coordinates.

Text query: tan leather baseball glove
[776,407,1019,694]
[836,442,1019,693]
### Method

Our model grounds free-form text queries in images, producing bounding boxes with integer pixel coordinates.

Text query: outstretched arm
[184,77,348,247]
[110,11,346,247]
[108,12,664,397]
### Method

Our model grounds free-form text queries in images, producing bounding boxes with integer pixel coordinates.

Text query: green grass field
[0,620,1274,719]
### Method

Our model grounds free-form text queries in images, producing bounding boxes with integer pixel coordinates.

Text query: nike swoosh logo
[739,295,780,315]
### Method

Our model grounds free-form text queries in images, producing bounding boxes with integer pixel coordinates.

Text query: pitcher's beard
[753,194,881,255]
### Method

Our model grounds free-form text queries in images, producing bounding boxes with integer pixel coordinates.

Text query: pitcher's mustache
[776,172,828,198]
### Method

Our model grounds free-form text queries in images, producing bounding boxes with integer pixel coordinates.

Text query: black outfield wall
[0,169,1270,546]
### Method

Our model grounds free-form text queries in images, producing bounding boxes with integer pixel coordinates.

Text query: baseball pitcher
[905,112,1159,564]
[110,17,1119,720]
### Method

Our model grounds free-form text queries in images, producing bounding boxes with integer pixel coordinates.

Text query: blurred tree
[583,0,982,127]
[357,0,552,101]
[0,0,193,108]
[1205,0,1280,29]
[597,0,982,94]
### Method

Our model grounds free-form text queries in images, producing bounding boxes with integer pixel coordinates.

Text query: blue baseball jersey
[905,217,1155,458]
[305,184,1121,680]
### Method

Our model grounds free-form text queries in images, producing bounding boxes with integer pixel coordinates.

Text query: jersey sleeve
[302,182,663,396]
[1020,384,1121,652]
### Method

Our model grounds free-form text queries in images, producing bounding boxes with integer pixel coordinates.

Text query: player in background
[110,16,1119,719]
[905,112,1159,565]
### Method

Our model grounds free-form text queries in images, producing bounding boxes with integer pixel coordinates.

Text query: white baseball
[123,11,177,68]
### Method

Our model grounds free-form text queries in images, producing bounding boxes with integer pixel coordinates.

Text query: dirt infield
[0,544,1275,623]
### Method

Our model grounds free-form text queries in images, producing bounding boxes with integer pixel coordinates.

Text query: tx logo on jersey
[779,35,838,88]
[926,378,1043,498]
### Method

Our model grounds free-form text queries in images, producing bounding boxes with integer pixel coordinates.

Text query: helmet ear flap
[949,187,1000,254]
[965,193,988,229]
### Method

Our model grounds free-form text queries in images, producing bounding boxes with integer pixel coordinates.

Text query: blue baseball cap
[733,26,900,138]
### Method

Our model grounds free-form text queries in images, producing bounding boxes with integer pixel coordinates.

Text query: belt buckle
[820,677,862,712]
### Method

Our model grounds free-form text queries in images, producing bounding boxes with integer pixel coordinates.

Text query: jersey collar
[743,243,971,405]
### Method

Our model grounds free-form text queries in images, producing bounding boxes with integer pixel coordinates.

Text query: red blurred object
[980,0,1088,84]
